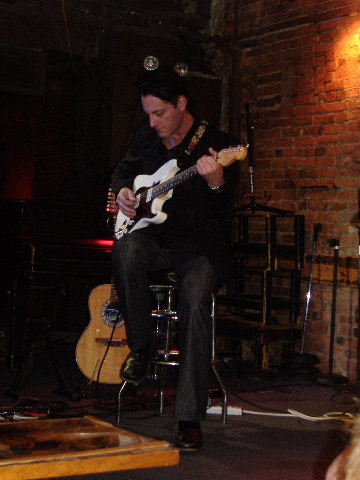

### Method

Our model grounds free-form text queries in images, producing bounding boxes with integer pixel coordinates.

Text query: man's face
[141,94,186,139]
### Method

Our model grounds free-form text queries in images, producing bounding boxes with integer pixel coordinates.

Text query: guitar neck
[153,165,197,199]
[136,144,247,204]
[137,164,197,203]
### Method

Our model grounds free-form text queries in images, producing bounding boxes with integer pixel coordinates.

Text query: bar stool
[116,282,228,425]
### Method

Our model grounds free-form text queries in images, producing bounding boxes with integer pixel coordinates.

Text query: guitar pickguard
[114,159,180,239]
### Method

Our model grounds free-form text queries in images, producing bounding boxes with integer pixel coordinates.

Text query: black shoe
[121,350,149,383]
[175,421,203,451]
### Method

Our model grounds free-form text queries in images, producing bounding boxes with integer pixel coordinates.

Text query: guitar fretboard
[134,144,246,206]
[138,164,198,203]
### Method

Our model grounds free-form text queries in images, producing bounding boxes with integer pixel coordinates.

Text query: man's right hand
[116,187,137,218]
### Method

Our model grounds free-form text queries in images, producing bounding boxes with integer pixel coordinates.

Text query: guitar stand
[4,320,75,401]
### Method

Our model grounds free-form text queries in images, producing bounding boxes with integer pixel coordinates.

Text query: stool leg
[159,365,166,415]
[211,364,228,424]
[158,319,172,415]
[117,380,128,425]
[211,293,228,424]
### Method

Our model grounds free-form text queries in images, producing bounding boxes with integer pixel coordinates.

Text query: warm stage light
[349,31,359,57]
[332,19,360,98]
[334,20,360,60]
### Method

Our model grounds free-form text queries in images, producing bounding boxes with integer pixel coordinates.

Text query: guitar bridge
[95,338,128,347]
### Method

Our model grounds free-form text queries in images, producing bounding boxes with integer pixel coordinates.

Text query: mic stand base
[235,202,294,216]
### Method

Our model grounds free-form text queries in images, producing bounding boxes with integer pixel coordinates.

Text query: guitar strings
[136,145,246,204]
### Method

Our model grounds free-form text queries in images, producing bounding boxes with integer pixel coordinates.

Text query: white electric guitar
[114,145,248,240]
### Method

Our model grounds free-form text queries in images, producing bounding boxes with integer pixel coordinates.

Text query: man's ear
[177,95,188,112]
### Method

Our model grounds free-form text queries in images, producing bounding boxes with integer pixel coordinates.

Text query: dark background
[0,1,226,360]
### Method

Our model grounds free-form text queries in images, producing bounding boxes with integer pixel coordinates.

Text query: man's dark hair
[138,67,194,112]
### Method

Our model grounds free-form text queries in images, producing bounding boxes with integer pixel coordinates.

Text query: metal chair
[116,282,228,424]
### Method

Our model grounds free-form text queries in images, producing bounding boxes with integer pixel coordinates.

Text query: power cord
[207,405,354,421]
[207,388,357,422]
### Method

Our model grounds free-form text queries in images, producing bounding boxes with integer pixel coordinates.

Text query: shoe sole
[174,443,203,452]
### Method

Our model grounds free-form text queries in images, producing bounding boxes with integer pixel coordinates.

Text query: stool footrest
[152,360,179,366]
[151,311,178,318]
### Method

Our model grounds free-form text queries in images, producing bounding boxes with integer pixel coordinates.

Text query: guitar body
[75,284,130,384]
[114,159,180,239]
[113,145,248,240]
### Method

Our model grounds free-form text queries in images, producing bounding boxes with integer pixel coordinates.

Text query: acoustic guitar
[75,283,130,384]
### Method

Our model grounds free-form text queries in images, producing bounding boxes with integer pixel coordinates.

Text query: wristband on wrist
[209,185,223,193]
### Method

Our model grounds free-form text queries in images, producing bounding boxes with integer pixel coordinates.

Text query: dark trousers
[112,230,216,422]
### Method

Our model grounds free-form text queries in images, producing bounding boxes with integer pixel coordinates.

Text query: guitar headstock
[106,185,119,216]
[106,186,119,235]
[216,144,249,167]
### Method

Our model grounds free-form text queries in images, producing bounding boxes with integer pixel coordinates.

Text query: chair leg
[211,293,228,424]
[159,366,166,415]
[211,364,228,424]
[117,380,128,425]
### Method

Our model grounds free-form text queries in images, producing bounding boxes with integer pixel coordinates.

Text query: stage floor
[0,346,358,480]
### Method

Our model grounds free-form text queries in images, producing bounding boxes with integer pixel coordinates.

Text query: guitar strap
[107,120,208,212]
[184,119,208,157]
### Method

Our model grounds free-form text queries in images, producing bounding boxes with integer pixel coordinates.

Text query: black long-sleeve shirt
[111,119,241,285]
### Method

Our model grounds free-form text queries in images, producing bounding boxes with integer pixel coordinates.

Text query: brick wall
[216,0,360,379]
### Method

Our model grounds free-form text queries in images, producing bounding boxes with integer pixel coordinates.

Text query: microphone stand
[235,103,293,215]
[316,239,348,386]
[340,190,360,393]
[281,223,322,378]
[357,189,360,382]
[347,218,360,391]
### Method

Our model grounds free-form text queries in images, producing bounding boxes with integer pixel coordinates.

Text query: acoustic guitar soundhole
[101,300,124,328]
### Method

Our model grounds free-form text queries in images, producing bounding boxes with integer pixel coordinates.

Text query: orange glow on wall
[335,21,360,59]
[333,20,360,96]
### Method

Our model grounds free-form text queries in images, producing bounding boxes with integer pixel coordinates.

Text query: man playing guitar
[111,66,242,450]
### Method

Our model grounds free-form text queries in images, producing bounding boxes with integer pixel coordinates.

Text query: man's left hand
[196,147,225,189]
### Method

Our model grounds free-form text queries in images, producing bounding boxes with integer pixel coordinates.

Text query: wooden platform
[0,416,179,480]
